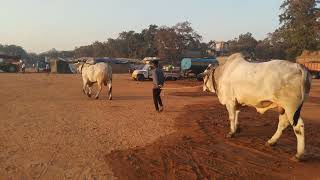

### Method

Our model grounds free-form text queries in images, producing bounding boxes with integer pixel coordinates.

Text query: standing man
[151,60,165,112]
[36,61,39,72]
[45,63,50,74]
[21,62,26,73]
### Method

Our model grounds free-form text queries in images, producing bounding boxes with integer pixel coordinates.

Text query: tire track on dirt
[106,101,320,179]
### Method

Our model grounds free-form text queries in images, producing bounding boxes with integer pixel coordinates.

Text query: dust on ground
[106,78,320,180]
[0,73,319,179]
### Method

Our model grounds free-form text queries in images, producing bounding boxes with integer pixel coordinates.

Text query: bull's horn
[198,73,205,78]
[205,64,212,71]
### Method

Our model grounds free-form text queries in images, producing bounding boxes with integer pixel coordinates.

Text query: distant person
[151,61,165,112]
[45,63,50,73]
[36,62,39,72]
[21,62,26,73]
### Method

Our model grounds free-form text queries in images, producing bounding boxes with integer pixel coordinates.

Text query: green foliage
[155,26,179,61]
[230,0,320,61]
[277,0,319,60]
[4,0,319,64]
[73,21,203,63]
[228,32,258,55]
[74,25,160,59]
[0,44,75,65]
[39,48,74,59]
[0,44,28,59]
[174,21,202,50]
[155,21,202,62]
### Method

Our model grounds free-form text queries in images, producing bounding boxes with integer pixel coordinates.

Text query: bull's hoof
[109,97,112,100]
[290,155,302,162]
[236,127,241,134]
[95,96,99,100]
[265,140,277,147]
[226,132,235,138]
[87,93,91,98]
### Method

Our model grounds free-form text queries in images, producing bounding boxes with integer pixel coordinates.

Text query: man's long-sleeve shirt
[152,68,165,87]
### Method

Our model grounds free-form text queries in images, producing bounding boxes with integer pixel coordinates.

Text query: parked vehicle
[36,61,47,72]
[0,54,21,73]
[181,57,219,81]
[128,64,144,74]
[181,57,219,76]
[296,50,320,79]
[300,62,320,79]
[131,63,180,81]
[131,58,180,81]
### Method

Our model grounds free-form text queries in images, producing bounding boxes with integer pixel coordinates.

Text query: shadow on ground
[106,101,320,180]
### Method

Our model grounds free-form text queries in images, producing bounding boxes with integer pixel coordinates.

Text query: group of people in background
[20,61,50,73]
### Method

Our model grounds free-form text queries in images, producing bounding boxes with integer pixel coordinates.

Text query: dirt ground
[0,73,320,179]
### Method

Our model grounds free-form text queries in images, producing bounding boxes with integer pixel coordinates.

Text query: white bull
[76,62,112,100]
[203,53,311,160]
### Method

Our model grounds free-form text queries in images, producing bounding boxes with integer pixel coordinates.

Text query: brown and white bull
[203,53,311,160]
[76,61,112,100]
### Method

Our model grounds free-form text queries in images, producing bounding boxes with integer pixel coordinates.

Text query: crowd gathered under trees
[0,0,319,65]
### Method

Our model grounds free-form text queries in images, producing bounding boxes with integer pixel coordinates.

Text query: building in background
[0,54,22,72]
[49,58,73,74]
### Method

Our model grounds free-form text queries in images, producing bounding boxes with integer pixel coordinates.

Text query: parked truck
[296,50,320,79]
[131,57,180,81]
[299,62,320,79]
[181,57,219,75]
[181,57,219,80]
[0,54,22,73]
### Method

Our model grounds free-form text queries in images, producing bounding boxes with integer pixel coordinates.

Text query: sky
[0,0,283,53]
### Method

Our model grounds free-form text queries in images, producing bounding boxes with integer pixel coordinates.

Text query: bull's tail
[293,65,311,126]
[293,104,303,126]
[108,63,112,81]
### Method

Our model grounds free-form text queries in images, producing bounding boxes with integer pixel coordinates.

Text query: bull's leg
[95,81,102,99]
[292,117,305,161]
[82,80,88,96]
[226,103,236,138]
[266,113,289,146]
[107,81,112,100]
[285,106,305,161]
[87,84,93,98]
[235,110,241,133]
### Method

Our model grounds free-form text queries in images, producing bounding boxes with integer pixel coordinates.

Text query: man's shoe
[159,106,164,112]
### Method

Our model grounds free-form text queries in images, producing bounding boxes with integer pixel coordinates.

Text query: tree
[155,22,203,63]
[73,22,203,61]
[119,31,136,58]
[174,21,202,50]
[155,27,179,62]
[228,32,258,56]
[74,45,94,58]
[141,25,158,57]
[278,0,319,60]
[252,30,287,60]
[0,44,28,59]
